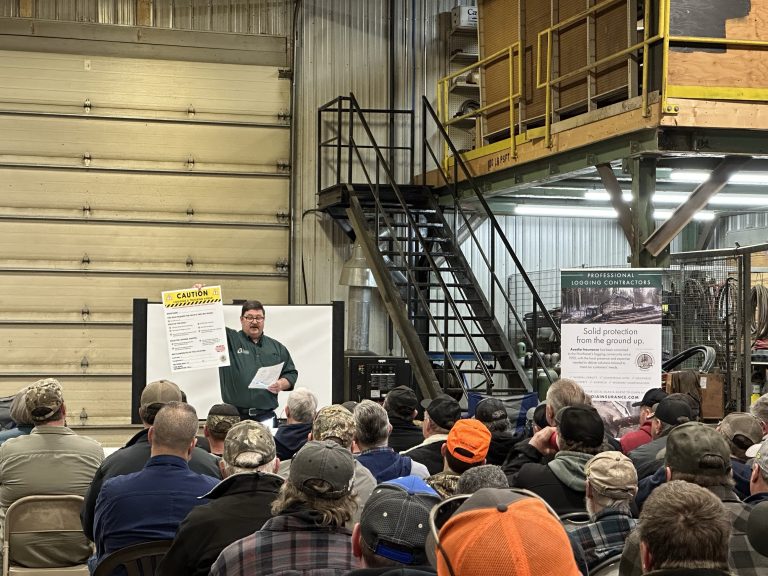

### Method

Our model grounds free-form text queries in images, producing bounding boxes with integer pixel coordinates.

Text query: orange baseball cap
[445,419,491,464]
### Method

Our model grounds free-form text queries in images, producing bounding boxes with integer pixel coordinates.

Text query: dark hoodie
[274,422,313,461]
[357,449,414,483]
[486,430,523,466]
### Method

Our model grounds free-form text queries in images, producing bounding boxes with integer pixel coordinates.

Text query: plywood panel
[480,0,520,135]
[667,0,768,89]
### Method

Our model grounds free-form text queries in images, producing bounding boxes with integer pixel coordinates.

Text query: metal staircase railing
[317,93,560,400]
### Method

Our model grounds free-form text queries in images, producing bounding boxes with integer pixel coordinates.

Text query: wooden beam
[644,156,751,257]
[136,0,153,27]
[19,0,33,18]
[596,163,633,244]
[695,216,719,251]
[630,157,659,267]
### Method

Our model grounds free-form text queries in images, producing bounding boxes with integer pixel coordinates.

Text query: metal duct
[340,243,377,353]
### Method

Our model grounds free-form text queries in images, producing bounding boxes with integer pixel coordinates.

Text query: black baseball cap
[556,405,604,448]
[384,386,419,418]
[649,396,693,426]
[632,388,668,408]
[474,397,509,423]
[421,394,461,430]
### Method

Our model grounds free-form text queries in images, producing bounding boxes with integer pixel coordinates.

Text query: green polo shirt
[218,328,298,411]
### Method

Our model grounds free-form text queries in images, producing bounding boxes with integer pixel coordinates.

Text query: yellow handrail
[437,41,522,170]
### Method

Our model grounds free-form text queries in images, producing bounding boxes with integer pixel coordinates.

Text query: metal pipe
[671,242,768,260]
[0,268,286,277]
[0,214,288,228]
[0,162,290,177]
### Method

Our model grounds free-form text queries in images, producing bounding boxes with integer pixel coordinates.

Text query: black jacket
[80,428,220,540]
[401,438,446,476]
[486,430,523,466]
[156,472,284,576]
[387,415,424,453]
[274,422,313,461]
[345,567,437,575]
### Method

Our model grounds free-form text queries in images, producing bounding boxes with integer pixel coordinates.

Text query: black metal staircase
[318,94,560,401]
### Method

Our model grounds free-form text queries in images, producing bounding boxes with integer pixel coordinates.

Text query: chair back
[590,555,621,576]
[92,541,172,576]
[559,511,591,526]
[2,494,91,576]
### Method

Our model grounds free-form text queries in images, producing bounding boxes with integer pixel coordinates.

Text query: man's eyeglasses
[242,315,265,323]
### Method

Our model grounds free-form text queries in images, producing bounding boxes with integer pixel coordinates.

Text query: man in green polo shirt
[219,300,298,424]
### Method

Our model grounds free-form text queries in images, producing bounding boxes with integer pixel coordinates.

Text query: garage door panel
[0,169,289,215]
[0,51,289,120]
[0,376,132,425]
[0,116,289,168]
[0,222,289,266]
[0,274,289,317]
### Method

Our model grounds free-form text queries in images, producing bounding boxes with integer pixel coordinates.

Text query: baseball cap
[312,405,356,448]
[585,451,638,500]
[385,386,419,418]
[25,378,64,422]
[422,395,461,430]
[632,388,668,408]
[206,403,240,435]
[222,420,276,468]
[556,405,604,448]
[474,397,509,423]
[749,438,768,474]
[666,422,731,476]
[289,440,355,499]
[649,396,692,426]
[428,488,580,576]
[360,480,441,565]
[718,412,764,459]
[446,419,491,464]
[140,379,182,409]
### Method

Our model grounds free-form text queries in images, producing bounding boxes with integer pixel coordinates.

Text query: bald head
[149,401,199,458]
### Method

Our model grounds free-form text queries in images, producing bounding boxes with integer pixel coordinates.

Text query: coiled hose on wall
[751,285,768,341]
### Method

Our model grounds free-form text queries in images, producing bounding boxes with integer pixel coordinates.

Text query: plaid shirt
[210,507,354,576]
[567,508,636,571]
[619,485,768,576]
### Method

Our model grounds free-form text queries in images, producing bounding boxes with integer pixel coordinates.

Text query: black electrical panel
[346,355,413,402]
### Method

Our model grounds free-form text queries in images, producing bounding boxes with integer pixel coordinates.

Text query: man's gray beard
[585,496,597,521]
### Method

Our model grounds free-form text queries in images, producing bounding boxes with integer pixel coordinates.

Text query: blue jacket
[93,455,218,565]
[274,422,313,461]
[357,448,414,483]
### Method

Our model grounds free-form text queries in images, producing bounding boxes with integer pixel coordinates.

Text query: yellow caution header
[163,286,223,308]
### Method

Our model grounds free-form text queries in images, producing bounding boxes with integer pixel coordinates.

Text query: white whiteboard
[143,303,337,420]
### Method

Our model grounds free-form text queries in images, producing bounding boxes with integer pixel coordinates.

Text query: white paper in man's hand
[248,362,285,389]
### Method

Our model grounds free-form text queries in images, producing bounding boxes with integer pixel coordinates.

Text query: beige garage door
[0,34,290,424]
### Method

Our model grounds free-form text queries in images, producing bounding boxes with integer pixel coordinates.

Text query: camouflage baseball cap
[206,403,241,435]
[222,420,276,469]
[312,405,356,448]
[25,378,64,422]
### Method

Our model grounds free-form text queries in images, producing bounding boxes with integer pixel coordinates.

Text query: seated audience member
[473,397,520,465]
[211,440,357,576]
[383,386,423,453]
[508,405,604,515]
[567,451,637,571]
[279,404,377,526]
[621,421,768,576]
[274,387,317,461]
[620,388,667,454]
[746,437,768,505]
[402,395,461,475]
[92,402,218,568]
[750,393,768,437]
[526,402,548,437]
[628,395,692,480]
[157,420,283,576]
[342,401,359,414]
[427,419,491,498]
[455,464,508,494]
[197,403,240,456]
[637,480,732,576]
[81,379,219,541]
[348,476,440,575]
[717,411,764,500]
[0,378,103,567]
[503,378,591,475]
[0,387,34,447]
[428,488,581,576]
[355,400,429,483]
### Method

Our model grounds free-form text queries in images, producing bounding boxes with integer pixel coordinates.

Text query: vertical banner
[560,269,662,403]
[162,286,230,372]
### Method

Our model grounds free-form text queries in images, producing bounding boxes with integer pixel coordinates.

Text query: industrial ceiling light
[513,204,715,220]
[669,170,768,184]
[585,190,768,207]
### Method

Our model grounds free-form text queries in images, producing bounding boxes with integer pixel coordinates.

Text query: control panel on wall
[347,356,413,402]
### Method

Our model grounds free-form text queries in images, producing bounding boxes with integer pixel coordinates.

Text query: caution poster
[560,269,662,403]
[162,286,230,372]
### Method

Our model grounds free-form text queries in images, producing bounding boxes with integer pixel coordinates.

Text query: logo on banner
[636,353,654,370]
